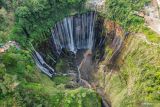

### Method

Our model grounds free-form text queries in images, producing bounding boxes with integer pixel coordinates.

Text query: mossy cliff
[95,20,160,107]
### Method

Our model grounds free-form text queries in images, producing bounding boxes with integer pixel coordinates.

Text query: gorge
[33,12,104,79]
[32,11,127,107]
[0,0,160,107]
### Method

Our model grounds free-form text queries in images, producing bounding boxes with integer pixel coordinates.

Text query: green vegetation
[53,75,71,85]
[56,59,69,73]
[1,0,160,107]
[98,35,160,107]
[0,8,14,43]
[100,1,160,105]
[0,0,87,46]
[105,0,150,31]
[1,0,87,47]
[0,1,102,106]
[140,26,160,44]
[120,37,160,103]
[0,48,101,107]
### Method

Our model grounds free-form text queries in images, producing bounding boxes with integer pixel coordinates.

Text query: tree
[13,0,86,46]
[105,0,150,31]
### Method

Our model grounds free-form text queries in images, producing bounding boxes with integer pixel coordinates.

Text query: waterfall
[52,12,97,54]
[32,50,56,77]
[33,12,97,77]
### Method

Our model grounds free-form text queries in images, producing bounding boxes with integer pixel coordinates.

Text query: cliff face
[105,21,124,38]
[95,18,160,106]
[102,20,127,70]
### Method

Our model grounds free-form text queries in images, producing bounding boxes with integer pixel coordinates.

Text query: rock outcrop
[86,0,106,12]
